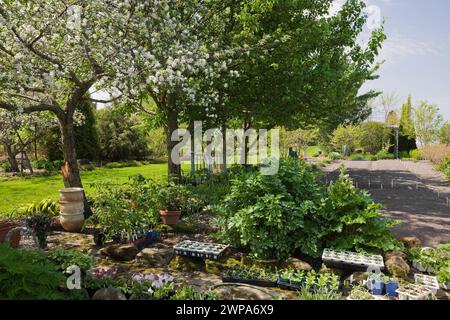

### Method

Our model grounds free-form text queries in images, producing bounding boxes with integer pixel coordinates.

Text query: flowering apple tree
[0,0,133,187]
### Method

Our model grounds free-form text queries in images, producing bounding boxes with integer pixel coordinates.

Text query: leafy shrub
[359,122,391,154]
[410,149,423,161]
[329,152,343,161]
[0,244,67,299]
[216,159,401,260]
[350,154,367,161]
[47,248,94,274]
[15,198,59,217]
[440,154,450,179]
[216,158,328,260]
[80,164,96,171]
[399,151,410,159]
[87,175,160,240]
[194,181,231,208]
[408,244,450,276]
[324,168,402,253]
[373,150,395,160]
[33,159,63,172]
[104,160,142,169]
[1,160,13,173]
[331,125,361,155]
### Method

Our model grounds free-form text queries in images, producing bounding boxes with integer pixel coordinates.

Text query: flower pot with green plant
[85,180,160,244]
[25,212,53,249]
[0,218,21,248]
[437,267,450,290]
[157,184,188,225]
[347,285,375,300]
[366,272,389,295]
[385,277,399,297]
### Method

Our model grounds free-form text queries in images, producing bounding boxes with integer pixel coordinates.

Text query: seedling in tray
[396,284,432,300]
[277,269,340,292]
[322,249,384,271]
[173,240,229,260]
[222,265,277,287]
[414,274,440,294]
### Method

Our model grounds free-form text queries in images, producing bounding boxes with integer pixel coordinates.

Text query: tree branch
[86,95,123,104]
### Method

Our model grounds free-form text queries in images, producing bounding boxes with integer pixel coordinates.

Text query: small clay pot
[160,210,181,225]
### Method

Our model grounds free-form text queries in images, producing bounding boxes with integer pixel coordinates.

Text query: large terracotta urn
[59,188,85,232]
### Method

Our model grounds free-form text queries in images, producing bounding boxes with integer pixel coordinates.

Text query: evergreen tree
[393,95,417,153]
[75,101,100,161]
[42,99,101,161]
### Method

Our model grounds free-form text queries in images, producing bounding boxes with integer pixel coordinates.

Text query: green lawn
[0,164,174,215]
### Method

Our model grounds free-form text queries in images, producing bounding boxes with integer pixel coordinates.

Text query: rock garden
[1,159,449,301]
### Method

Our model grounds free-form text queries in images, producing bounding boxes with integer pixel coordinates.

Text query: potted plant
[25,212,53,249]
[385,277,399,297]
[437,267,450,290]
[366,273,387,295]
[93,229,106,246]
[0,218,21,248]
[157,184,188,225]
[347,285,375,300]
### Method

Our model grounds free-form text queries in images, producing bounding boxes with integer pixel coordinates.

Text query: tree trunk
[60,118,83,188]
[4,144,19,172]
[221,121,227,174]
[189,120,195,177]
[165,95,181,182]
[23,151,33,174]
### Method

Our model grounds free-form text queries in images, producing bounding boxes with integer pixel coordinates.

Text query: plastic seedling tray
[276,276,303,291]
[414,274,440,294]
[173,240,229,260]
[322,249,384,271]
[396,284,432,300]
[222,277,277,288]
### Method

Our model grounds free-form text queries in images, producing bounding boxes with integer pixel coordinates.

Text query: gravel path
[321,160,450,247]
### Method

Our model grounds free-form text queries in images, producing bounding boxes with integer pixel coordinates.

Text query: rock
[346,272,368,284]
[436,289,450,300]
[50,216,65,231]
[136,245,174,267]
[169,255,204,271]
[400,236,421,249]
[213,285,276,300]
[320,264,345,277]
[205,258,240,274]
[99,244,139,261]
[284,258,313,271]
[385,256,410,279]
[92,288,127,300]
[385,250,407,261]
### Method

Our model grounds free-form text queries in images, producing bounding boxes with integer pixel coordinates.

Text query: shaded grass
[0,163,180,215]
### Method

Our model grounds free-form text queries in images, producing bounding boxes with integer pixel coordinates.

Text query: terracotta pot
[59,212,84,232]
[0,221,21,248]
[59,187,84,202]
[59,188,85,232]
[160,210,181,225]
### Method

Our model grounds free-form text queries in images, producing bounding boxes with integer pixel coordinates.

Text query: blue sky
[358,0,450,120]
